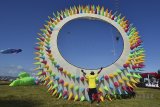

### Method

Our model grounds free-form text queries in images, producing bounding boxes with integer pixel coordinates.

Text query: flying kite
[0,49,22,54]
[67,31,71,34]
[116,36,120,41]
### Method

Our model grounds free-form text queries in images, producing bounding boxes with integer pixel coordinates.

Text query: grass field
[0,82,160,107]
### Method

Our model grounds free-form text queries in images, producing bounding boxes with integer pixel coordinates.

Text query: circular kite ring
[34,5,145,101]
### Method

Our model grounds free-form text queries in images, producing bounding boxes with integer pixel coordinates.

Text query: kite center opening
[57,19,124,70]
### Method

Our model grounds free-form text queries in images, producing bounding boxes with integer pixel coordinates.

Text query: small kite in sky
[0,49,22,54]
[116,36,120,41]
[67,31,71,34]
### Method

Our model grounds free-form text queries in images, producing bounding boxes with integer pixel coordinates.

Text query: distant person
[81,67,103,104]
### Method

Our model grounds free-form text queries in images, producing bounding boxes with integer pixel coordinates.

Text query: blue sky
[0,0,160,76]
[58,19,123,69]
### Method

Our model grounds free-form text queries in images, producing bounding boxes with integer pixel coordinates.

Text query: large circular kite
[34,5,145,101]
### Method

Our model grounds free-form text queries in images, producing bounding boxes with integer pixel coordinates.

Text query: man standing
[81,67,103,103]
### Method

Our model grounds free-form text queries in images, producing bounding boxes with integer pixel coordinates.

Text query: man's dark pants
[88,88,98,101]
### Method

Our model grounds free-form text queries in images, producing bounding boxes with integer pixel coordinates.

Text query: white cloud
[17,65,23,70]
[0,65,33,77]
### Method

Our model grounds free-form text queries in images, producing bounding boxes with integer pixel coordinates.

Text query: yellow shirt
[86,74,98,88]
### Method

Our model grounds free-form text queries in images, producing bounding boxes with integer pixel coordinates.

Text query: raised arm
[81,70,86,75]
[97,67,103,74]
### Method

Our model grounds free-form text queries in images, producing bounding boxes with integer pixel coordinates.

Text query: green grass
[0,83,160,107]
